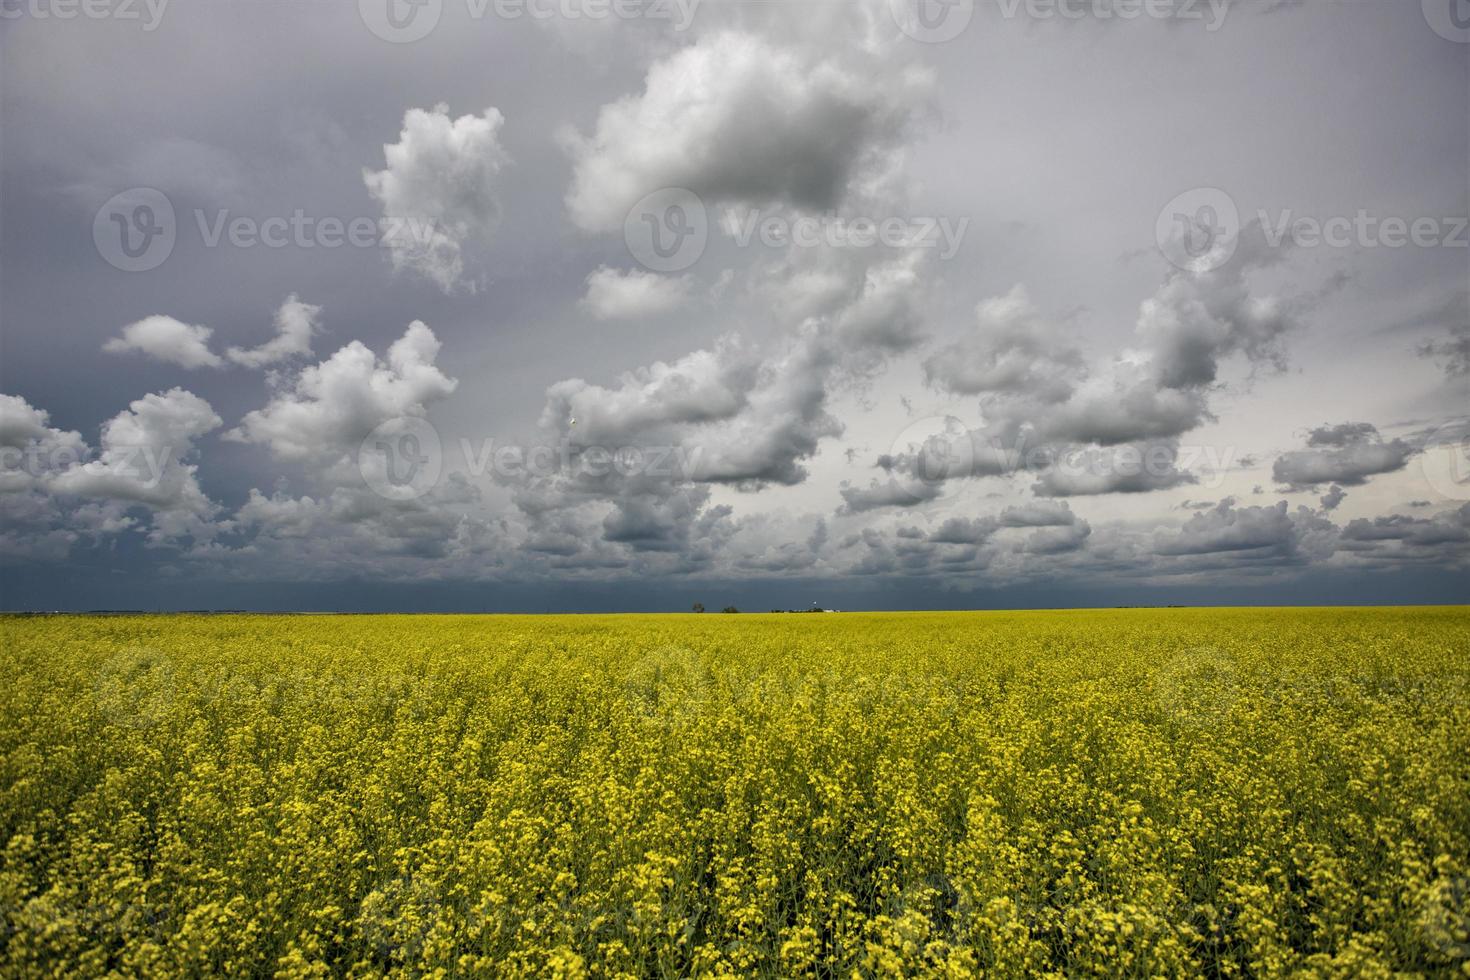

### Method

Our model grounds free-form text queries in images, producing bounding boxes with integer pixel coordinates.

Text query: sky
[1,0,1467,612]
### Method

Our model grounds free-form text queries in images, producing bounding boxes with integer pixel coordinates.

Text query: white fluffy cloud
[227,320,457,463]
[47,388,223,545]
[0,394,80,453]
[103,316,224,369]
[580,267,693,320]
[52,388,220,509]
[897,229,1309,497]
[364,104,509,292]
[226,295,321,368]
[563,31,932,231]
[543,333,840,488]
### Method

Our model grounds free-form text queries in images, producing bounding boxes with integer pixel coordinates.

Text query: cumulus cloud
[1339,506,1470,550]
[0,394,81,453]
[1150,499,1337,567]
[828,247,933,356]
[923,285,1084,402]
[928,516,998,545]
[226,295,321,368]
[49,388,223,544]
[1031,440,1197,497]
[601,485,714,552]
[998,499,1077,527]
[543,333,840,489]
[364,104,509,292]
[563,31,931,231]
[1336,506,1470,571]
[1272,422,1416,489]
[580,267,693,320]
[103,316,224,369]
[1154,499,1298,557]
[227,320,457,463]
[887,228,1311,497]
[838,476,942,513]
[0,394,89,559]
[1136,245,1294,390]
[1022,521,1091,555]
[509,13,950,561]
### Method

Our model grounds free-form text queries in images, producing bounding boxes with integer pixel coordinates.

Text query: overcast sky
[1,0,1467,611]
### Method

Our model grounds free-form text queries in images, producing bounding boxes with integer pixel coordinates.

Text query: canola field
[2,608,1468,978]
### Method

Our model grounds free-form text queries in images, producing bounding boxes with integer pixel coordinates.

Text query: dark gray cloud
[997,499,1077,527]
[1272,423,1417,489]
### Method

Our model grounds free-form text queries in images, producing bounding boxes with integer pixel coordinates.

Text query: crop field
[2,608,1468,977]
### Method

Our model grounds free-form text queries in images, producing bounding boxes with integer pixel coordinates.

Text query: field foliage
[2,608,1468,977]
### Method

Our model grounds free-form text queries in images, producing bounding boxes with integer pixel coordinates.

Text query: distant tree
[722,606,740,614]
[692,602,705,613]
